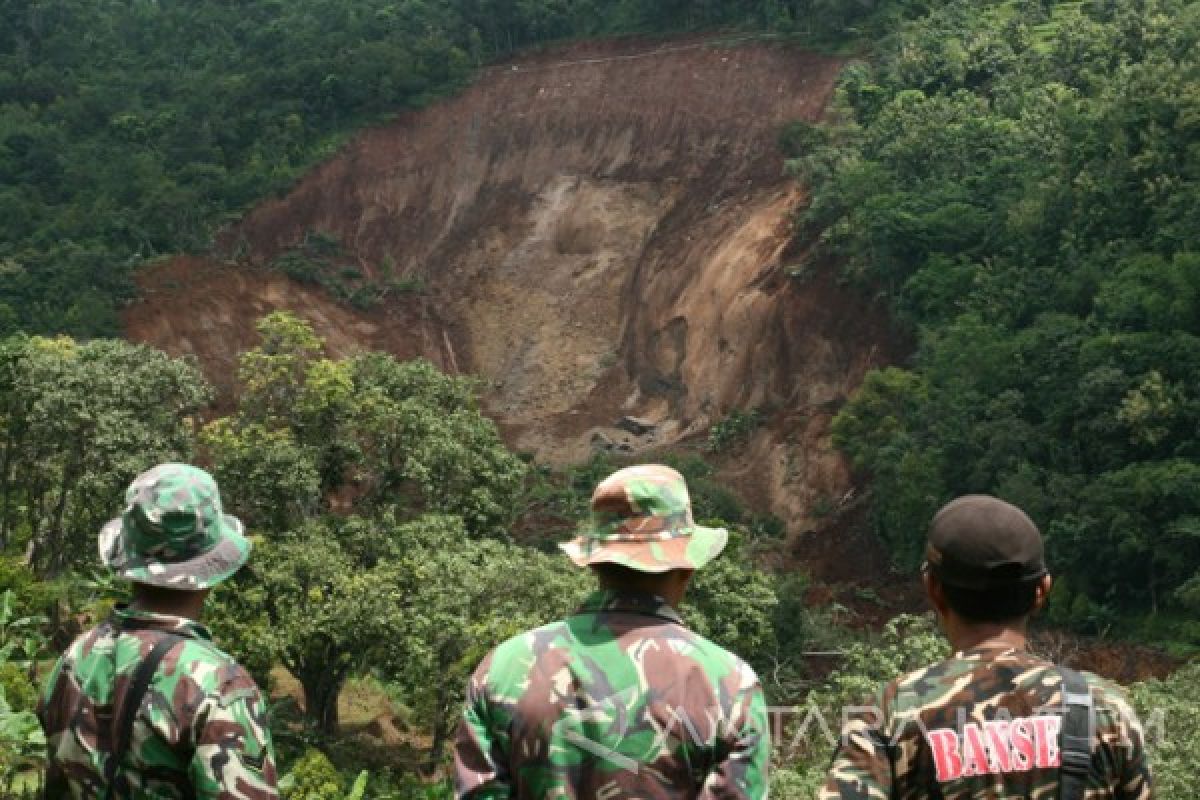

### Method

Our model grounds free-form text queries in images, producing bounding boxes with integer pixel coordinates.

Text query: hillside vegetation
[799,0,1200,641]
[0,0,878,337]
[1,0,1200,797]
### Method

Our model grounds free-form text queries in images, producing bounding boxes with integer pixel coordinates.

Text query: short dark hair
[941,578,1040,623]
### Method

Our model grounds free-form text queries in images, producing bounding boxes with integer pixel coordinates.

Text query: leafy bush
[706,409,763,453]
[0,666,35,715]
[281,748,344,800]
[0,682,44,796]
[770,614,949,796]
[1130,663,1200,800]
[682,548,779,673]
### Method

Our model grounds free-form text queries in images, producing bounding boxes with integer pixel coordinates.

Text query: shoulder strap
[103,634,183,799]
[1058,666,1094,800]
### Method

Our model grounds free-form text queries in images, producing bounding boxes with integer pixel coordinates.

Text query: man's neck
[593,568,690,608]
[129,585,207,621]
[947,622,1028,654]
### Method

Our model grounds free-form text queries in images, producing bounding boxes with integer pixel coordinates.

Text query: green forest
[2,0,1200,797]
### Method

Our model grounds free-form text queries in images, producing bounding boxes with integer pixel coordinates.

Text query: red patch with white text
[925,715,1061,781]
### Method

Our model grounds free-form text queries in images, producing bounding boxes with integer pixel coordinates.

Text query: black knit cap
[925,495,1047,590]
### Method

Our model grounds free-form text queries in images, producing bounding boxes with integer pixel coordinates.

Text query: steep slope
[124,37,899,530]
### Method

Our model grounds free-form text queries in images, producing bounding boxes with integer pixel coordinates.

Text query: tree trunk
[0,420,18,550]
[299,667,345,735]
[45,460,77,577]
[1149,557,1158,616]
[425,684,451,773]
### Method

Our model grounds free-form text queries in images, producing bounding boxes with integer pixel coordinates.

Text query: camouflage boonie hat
[98,463,250,590]
[560,464,728,573]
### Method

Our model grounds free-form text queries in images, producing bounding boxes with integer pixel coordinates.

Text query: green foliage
[0,558,59,623]
[0,0,884,338]
[769,765,827,800]
[706,409,763,453]
[682,546,779,672]
[0,591,48,677]
[0,683,43,797]
[376,518,585,766]
[268,231,398,308]
[248,508,585,752]
[211,313,526,536]
[815,0,1200,613]
[821,613,949,706]
[253,516,407,734]
[770,613,949,797]
[365,774,454,800]
[1130,662,1200,800]
[0,335,210,577]
[281,748,344,800]
[0,589,48,798]
[204,576,276,691]
[202,420,320,532]
[0,665,34,715]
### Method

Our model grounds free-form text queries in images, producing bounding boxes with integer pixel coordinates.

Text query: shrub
[706,409,763,453]
[281,748,343,800]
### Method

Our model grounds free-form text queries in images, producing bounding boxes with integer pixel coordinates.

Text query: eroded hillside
[124,37,899,530]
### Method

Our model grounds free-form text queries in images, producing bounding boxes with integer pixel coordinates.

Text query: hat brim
[559,525,728,573]
[98,514,251,590]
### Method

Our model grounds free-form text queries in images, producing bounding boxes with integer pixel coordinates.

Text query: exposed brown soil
[130,255,434,397]
[1031,632,1178,684]
[124,36,901,533]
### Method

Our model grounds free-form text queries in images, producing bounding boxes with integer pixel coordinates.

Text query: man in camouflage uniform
[453,464,769,799]
[38,463,278,799]
[821,494,1153,799]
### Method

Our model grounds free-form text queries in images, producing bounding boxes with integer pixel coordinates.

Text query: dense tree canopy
[0,335,210,576]
[206,312,527,536]
[812,0,1200,626]
[0,0,883,339]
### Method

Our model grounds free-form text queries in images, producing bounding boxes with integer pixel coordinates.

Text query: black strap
[1058,666,1094,800]
[102,634,182,799]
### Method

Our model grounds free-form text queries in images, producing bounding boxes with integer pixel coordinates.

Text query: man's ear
[923,570,949,619]
[674,568,695,592]
[1032,574,1053,614]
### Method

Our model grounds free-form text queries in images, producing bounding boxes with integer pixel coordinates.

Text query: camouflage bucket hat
[98,463,250,590]
[560,464,728,573]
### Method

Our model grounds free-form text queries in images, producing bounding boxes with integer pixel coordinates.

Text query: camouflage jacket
[820,644,1153,799]
[453,590,770,799]
[38,606,278,800]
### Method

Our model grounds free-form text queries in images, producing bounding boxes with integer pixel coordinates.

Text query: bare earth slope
[124,37,898,531]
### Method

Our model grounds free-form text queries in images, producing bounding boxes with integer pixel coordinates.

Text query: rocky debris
[588,426,643,454]
[617,415,657,436]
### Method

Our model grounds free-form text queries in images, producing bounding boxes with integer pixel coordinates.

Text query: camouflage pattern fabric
[99,463,250,590]
[38,606,278,799]
[820,644,1152,799]
[560,465,728,574]
[454,589,769,799]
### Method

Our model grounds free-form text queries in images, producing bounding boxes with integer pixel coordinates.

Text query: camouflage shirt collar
[112,604,214,642]
[955,643,1028,661]
[576,589,685,625]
